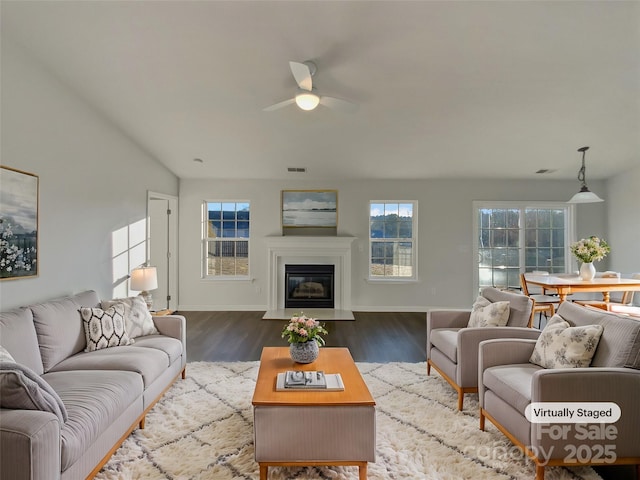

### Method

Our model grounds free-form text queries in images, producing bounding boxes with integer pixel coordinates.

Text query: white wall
[0,41,179,310]
[606,163,640,304]
[179,177,607,311]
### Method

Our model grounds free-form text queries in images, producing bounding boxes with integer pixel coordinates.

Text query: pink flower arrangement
[281,313,328,345]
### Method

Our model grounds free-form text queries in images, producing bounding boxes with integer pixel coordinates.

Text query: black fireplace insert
[285,264,335,309]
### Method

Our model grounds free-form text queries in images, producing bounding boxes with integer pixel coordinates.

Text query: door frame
[147,191,179,311]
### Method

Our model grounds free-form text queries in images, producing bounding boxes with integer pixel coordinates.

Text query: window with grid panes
[203,201,250,278]
[369,201,417,280]
[474,202,574,292]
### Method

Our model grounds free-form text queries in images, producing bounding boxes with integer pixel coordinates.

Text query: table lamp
[130,266,158,310]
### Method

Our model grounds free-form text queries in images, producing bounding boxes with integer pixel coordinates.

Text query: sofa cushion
[101,295,159,338]
[131,335,183,365]
[49,345,169,387]
[0,307,44,375]
[43,370,143,472]
[482,287,532,327]
[468,296,510,327]
[529,315,603,369]
[0,359,68,423]
[80,304,133,352]
[429,328,461,363]
[0,345,13,362]
[556,301,640,369]
[483,363,542,414]
[31,297,86,372]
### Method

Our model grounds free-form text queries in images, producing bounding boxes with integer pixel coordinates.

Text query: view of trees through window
[204,202,250,277]
[369,202,416,278]
[476,204,571,290]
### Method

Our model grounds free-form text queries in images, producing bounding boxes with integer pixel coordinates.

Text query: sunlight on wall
[111,218,147,298]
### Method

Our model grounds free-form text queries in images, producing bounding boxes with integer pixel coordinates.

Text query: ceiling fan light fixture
[295,91,320,111]
[567,146,604,204]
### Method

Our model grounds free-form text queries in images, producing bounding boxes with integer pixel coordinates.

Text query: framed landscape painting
[282,190,338,228]
[0,166,39,280]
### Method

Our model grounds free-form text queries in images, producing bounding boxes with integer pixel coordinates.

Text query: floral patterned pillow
[530,315,604,369]
[467,296,510,327]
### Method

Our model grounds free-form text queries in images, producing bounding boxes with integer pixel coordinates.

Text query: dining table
[524,273,640,303]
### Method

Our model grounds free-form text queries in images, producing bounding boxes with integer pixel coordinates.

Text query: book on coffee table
[276,370,344,391]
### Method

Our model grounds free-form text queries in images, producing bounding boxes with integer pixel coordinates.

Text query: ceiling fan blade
[263,98,295,112]
[289,61,313,91]
[319,96,357,113]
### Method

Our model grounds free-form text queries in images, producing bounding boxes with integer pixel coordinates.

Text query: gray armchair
[427,287,538,410]
[479,301,640,480]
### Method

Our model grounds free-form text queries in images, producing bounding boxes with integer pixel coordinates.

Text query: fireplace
[285,264,334,309]
[264,235,355,317]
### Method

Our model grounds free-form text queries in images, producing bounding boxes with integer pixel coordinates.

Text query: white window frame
[202,200,250,280]
[368,200,418,282]
[472,201,576,295]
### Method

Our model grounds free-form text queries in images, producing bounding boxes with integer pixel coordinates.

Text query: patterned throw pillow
[467,296,510,327]
[80,303,133,352]
[101,295,158,338]
[530,315,604,369]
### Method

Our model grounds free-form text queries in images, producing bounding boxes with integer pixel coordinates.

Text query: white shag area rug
[97,361,603,480]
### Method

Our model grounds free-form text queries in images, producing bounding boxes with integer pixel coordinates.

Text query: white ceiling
[2,1,639,181]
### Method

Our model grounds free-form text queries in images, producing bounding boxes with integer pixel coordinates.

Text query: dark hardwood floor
[181,310,636,480]
[184,311,427,363]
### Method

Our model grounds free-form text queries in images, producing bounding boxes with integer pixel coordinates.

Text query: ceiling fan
[263,61,356,113]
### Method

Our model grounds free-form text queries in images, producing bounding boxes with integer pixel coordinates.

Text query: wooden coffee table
[252,347,376,480]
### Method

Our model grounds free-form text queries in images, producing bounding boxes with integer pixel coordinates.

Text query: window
[474,202,574,291]
[369,201,417,280]
[203,201,250,278]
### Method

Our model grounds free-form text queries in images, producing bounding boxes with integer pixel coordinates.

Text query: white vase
[579,262,596,281]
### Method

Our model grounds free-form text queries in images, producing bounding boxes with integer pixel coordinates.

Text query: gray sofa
[479,301,640,480]
[0,290,186,480]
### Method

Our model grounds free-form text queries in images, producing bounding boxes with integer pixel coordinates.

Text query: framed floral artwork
[0,166,39,280]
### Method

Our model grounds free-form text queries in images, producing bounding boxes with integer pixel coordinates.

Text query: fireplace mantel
[264,236,355,319]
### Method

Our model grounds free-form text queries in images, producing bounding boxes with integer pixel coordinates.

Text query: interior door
[147,192,178,312]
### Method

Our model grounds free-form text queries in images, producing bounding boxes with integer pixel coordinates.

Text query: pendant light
[567,146,604,203]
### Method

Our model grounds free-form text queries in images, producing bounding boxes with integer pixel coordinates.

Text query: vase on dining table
[579,262,596,281]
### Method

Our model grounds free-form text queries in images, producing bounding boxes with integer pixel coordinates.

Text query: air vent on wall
[287,167,307,173]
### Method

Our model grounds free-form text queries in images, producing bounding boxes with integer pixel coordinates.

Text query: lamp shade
[567,188,604,204]
[295,91,320,111]
[130,266,158,291]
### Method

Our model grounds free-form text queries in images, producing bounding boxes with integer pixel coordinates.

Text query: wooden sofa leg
[139,416,146,429]
[479,410,485,431]
[535,464,545,480]
[457,391,464,411]
[182,366,186,379]
[426,361,431,376]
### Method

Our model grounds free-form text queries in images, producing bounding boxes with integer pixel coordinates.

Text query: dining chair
[520,273,558,328]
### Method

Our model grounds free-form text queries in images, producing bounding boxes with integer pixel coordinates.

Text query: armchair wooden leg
[535,464,545,480]
[457,391,464,411]
[479,409,485,431]
[426,361,431,376]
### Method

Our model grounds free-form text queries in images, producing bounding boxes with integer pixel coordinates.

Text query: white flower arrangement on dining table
[570,236,611,263]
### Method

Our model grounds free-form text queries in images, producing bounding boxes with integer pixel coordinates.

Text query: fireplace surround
[264,236,355,319]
